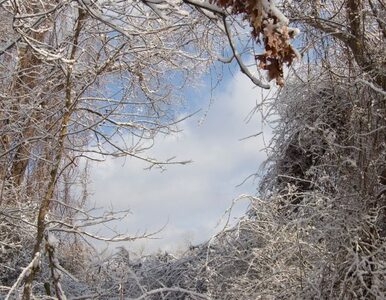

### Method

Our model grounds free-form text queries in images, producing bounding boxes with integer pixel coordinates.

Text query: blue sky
[89,68,275,254]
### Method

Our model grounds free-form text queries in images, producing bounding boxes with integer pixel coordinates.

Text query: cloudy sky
[89,71,275,254]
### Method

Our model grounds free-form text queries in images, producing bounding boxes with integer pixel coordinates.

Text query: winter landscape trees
[0,0,385,299]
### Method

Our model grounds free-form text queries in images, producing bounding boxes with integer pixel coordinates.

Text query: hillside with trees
[0,0,385,299]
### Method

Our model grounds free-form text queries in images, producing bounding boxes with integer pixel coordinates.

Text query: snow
[261,0,289,24]
[47,233,59,248]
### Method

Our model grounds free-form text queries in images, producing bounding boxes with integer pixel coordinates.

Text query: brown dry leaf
[210,0,298,86]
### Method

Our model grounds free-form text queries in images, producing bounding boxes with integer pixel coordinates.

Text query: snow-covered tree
[1,0,385,299]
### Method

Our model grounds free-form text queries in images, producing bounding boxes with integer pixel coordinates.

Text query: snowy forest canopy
[0,0,385,299]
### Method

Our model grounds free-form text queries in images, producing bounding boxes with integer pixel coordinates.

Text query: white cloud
[89,72,275,254]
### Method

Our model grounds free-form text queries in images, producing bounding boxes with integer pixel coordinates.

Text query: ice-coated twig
[5,252,41,300]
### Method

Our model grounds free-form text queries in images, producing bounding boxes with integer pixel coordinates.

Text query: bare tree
[0,0,221,298]
[1,0,297,298]
[2,0,384,299]
[98,1,385,299]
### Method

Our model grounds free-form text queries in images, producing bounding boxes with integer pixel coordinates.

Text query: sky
[89,70,275,255]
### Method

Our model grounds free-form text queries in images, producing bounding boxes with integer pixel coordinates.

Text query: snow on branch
[210,0,300,85]
[5,252,41,300]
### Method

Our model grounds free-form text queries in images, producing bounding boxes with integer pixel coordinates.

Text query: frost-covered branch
[5,252,41,300]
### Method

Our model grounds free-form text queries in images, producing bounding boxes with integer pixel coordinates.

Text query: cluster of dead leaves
[210,0,298,86]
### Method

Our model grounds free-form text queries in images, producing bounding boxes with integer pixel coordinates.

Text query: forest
[0,0,385,299]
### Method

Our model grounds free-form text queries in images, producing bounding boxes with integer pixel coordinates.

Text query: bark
[21,9,85,300]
